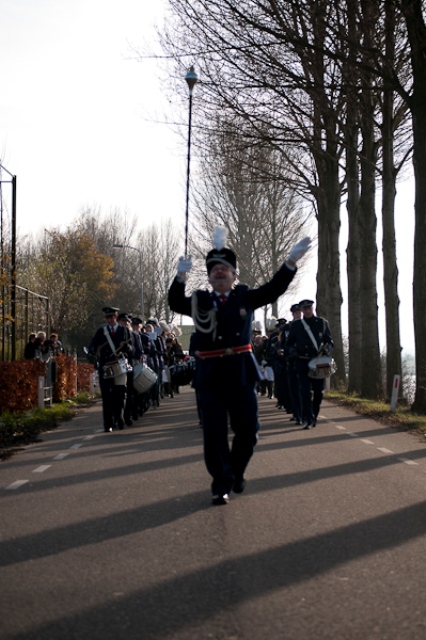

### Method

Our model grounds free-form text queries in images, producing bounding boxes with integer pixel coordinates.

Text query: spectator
[24,333,37,359]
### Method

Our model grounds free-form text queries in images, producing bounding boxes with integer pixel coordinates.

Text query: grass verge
[0,393,98,461]
[325,390,426,436]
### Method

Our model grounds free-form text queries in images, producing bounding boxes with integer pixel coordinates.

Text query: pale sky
[0,0,416,355]
[0,0,184,236]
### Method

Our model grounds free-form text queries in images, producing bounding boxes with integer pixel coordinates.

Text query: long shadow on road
[7,498,426,640]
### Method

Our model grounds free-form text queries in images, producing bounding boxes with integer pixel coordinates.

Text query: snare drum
[103,356,131,386]
[308,355,336,379]
[169,359,195,387]
[133,363,157,394]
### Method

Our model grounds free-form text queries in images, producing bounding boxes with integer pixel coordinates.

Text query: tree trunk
[345,0,363,394]
[315,156,345,386]
[381,0,402,400]
[358,0,383,399]
[401,0,426,412]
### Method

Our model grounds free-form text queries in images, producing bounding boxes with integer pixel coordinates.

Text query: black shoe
[303,423,312,430]
[116,418,125,430]
[233,478,246,494]
[104,427,113,432]
[295,420,303,425]
[212,493,229,506]
[125,419,133,427]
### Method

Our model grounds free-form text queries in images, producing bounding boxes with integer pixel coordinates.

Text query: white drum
[308,355,336,379]
[103,356,131,386]
[133,363,157,394]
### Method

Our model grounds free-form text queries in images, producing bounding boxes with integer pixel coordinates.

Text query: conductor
[168,228,311,505]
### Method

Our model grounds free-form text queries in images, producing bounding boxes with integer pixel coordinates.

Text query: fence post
[45,359,53,407]
[74,354,78,396]
[38,376,45,410]
[89,371,95,395]
[390,374,400,412]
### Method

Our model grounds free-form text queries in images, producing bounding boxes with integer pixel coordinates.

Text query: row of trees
[154,0,426,410]
[9,209,182,356]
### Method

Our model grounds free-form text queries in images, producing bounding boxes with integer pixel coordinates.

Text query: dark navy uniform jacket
[285,315,333,372]
[89,324,134,367]
[168,263,295,389]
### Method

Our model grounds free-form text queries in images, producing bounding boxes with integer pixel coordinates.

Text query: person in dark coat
[88,306,134,432]
[24,333,37,359]
[118,313,143,427]
[271,319,290,411]
[131,317,152,419]
[285,299,333,430]
[168,227,311,505]
[284,303,303,424]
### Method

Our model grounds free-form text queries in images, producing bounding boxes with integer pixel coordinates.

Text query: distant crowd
[24,331,64,360]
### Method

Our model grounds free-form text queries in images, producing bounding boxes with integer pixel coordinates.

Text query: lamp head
[185,66,198,95]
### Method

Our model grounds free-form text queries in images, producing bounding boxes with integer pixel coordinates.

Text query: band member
[131,317,150,418]
[89,306,134,432]
[270,319,290,411]
[168,227,311,505]
[285,299,333,430]
[117,313,143,426]
[284,303,303,424]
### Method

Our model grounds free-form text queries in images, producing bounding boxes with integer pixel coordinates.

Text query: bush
[0,358,95,414]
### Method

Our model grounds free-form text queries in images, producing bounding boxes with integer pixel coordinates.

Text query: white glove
[177,255,192,278]
[288,237,312,263]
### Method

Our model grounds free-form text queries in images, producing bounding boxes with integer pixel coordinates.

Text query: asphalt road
[1,388,426,640]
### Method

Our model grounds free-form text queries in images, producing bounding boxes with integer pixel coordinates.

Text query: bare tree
[189,126,312,319]
[396,0,426,412]
[159,0,349,382]
[138,221,181,322]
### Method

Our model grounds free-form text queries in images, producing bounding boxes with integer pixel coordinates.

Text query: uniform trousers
[298,370,324,425]
[99,375,125,429]
[198,385,259,496]
[124,370,135,423]
[287,368,303,422]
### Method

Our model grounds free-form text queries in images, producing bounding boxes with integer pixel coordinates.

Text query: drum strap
[103,325,119,357]
[301,319,320,353]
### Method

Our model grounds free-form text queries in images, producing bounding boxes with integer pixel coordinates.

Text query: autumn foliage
[0,357,95,414]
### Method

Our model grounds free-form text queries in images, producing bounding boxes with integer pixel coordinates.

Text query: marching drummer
[284,299,333,430]
[88,306,134,432]
[168,227,311,506]
[117,312,143,427]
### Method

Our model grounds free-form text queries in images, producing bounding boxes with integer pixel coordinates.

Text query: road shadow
[6,499,426,640]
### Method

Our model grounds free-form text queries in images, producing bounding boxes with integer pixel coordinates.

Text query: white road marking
[5,480,29,490]
[326,417,422,471]
[83,435,95,441]
[70,443,83,449]
[52,453,69,460]
[33,465,51,473]
[397,457,419,466]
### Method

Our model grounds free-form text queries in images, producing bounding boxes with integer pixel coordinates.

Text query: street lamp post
[112,244,144,319]
[0,163,17,360]
[184,66,198,258]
